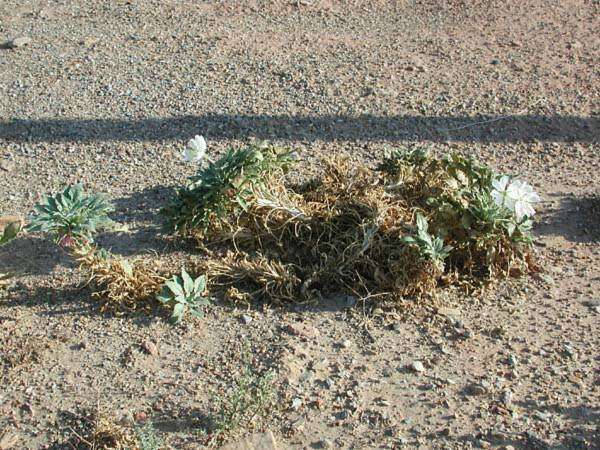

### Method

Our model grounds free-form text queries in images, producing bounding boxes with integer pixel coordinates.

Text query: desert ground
[0,0,598,449]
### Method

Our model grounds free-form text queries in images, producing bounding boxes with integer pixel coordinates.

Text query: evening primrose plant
[401,213,453,272]
[26,184,117,244]
[156,268,209,323]
[163,139,294,235]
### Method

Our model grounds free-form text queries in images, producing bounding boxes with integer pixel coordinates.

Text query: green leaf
[400,236,416,245]
[181,268,194,294]
[0,221,20,245]
[156,287,172,304]
[416,213,428,232]
[165,278,184,297]
[190,308,204,318]
[119,260,134,278]
[505,221,516,237]
[194,274,206,293]
[171,302,185,324]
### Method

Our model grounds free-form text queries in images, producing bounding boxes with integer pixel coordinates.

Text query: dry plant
[173,146,538,304]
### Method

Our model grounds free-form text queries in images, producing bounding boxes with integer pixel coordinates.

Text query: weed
[181,148,538,303]
[0,217,20,245]
[26,184,116,243]
[27,185,166,310]
[207,349,277,444]
[156,268,210,323]
[401,213,453,271]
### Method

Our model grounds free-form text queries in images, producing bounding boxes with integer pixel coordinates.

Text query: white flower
[507,179,541,221]
[491,175,511,208]
[181,135,207,163]
[491,175,540,221]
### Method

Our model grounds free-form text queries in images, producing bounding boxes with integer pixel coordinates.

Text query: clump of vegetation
[168,143,539,304]
[56,409,164,450]
[162,142,294,237]
[135,422,164,450]
[24,138,540,316]
[26,185,167,312]
[26,184,116,244]
[0,216,21,245]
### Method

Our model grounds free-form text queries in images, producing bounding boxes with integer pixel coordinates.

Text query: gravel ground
[0,0,599,449]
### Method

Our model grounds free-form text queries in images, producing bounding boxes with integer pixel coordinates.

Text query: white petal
[491,190,505,206]
[189,135,207,153]
[492,175,510,192]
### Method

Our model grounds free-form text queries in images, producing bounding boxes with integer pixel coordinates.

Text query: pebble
[464,383,487,396]
[291,397,303,410]
[0,160,15,172]
[314,438,334,449]
[241,314,253,324]
[410,361,426,373]
[140,340,159,356]
[340,339,352,349]
[4,37,32,48]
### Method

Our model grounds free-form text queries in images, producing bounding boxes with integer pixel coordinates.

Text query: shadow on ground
[0,235,67,276]
[536,193,600,244]
[1,114,598,143]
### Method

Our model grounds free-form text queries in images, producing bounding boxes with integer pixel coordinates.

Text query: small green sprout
[156,268,209,324]
[0,220,20,245]
[26,184,116,243]
[401,213,453,270]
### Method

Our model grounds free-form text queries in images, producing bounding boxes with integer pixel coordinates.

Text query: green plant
[209,350,277,442]
[401,213,453,270]
[163,143,293,235]
[135,422,164,450]
[156,268,209,323]
[377,146,430,176]
[442,153,495,190]
[26,184,116,242]
[0,220,20,245]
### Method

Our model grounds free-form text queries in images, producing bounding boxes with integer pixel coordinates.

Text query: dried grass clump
[72,244,167,311]
[58,409,137,450]
[181,148,535,304]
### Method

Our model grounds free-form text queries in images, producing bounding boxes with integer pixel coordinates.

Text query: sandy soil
[0,0,598,448]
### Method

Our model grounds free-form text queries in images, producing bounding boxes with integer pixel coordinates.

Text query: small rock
[340,339,352,349]
[410,361,426,373]
[283,322,319,339]
[133,411,147,422]
[140,340,159,356]
[241,314,253,324]
[0,160,15,172]
[536,273,555,285]
[314,438,334,449]
[581,298,600,309]
[391,322,402,331]
[324,378,335,389]
[4,37,32,48]
[533,411,551,422]
[464,383,487,396]
[502,389,513,407]
[291,397,303,410]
